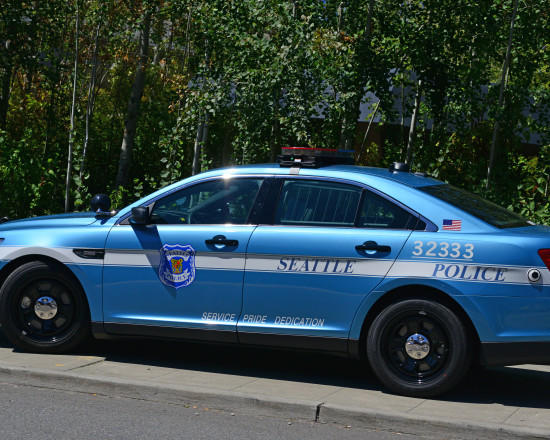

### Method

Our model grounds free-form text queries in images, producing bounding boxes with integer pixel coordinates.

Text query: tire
[0,261,90,353]
[366,299,471,397]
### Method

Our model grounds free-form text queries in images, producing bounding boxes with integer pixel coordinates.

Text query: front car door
[102,176,264,342]
[239,177,422,351]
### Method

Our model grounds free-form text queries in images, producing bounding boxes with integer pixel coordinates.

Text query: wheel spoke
[58,303,74,322]
[24,286,40,301]
[37,282,52,293]
[21,308,35,321]
[397,324,408,337]
[389,336,404,350]
[60,291,72,306]
[54,315,67,328]
[403,358,416,373]
[406,319,419,333]
[421,320,434,332]
[29,319,42,331]
[419,361,431,372]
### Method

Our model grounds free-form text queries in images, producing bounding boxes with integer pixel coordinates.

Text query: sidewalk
[0,335,549,440]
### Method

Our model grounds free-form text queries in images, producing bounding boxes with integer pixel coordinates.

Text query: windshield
[420,184,531,229]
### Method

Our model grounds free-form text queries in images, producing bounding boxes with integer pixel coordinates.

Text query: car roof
[214,163,443,188]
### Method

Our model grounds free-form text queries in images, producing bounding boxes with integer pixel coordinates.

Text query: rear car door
[239,177,420,350]
[103,177,264,341]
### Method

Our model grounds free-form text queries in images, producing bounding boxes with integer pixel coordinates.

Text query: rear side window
[275,180,361,227]
[420,184,530,228]
[358,191,419,229]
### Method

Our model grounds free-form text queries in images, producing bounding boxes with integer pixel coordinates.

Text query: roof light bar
[278,147,355,168]
[389,162,410,173]
[539,249,550,271]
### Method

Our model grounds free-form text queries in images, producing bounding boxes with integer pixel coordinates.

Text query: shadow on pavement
[1,329,549,409]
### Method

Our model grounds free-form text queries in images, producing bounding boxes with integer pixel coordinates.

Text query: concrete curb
[318,404,550,440]
[0,365,318,421]
[1,365,548,440]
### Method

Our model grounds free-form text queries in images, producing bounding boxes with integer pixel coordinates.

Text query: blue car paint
[240,226,412,339]
[103,224,256,333]
[0,216,110,322]
[0,164,549,354]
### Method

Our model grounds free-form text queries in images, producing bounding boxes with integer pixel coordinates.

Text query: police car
[0,148,549,397]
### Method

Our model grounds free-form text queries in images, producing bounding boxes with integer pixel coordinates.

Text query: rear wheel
[367,299,471,397]
[0,261,90,353]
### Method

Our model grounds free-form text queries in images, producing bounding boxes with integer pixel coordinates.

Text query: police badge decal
[158,244,196,288]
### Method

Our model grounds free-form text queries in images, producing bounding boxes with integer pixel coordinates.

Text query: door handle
[355,240,391,253]
[205,235,239,247]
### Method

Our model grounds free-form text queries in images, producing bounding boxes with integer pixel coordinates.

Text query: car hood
[0,212,99,232]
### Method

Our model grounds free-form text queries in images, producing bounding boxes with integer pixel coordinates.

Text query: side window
[150,178,263,225]
[275,180,362,227]
[358,190,418,229]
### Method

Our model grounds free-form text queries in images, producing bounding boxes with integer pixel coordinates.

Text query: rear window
[420,184,530,229]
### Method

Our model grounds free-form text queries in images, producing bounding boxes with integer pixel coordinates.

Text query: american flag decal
[442,219,462,231]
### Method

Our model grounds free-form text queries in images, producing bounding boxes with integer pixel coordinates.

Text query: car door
[102,177,264,342]
[238,177,418,350]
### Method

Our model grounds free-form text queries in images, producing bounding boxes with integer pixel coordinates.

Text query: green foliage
[506,146,550,224]
[0,0,548,226]
[0,129,63,217]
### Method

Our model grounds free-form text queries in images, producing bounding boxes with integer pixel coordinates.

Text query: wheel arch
[0,255,92,319]
[354,284,481,361]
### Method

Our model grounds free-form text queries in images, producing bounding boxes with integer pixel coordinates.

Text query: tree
[115,2,155,188]
[65,0,79,212]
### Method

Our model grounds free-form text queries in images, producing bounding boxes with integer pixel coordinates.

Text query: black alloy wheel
[0,261,90,353]
[367,299,471,397]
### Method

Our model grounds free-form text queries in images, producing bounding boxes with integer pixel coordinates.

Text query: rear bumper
[480,342,550,366]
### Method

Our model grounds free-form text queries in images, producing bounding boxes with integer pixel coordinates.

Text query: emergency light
[278,147,355,168]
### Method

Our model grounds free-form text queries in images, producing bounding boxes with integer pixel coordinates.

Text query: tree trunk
[405,79,422,165]
[269,89,280,161]
[201,112,210,165]
[192,117,204,175]
[64,2,79,212]
[339,0,375,150]
[400,75,406,150]
[486,0,519,189]
[222,123,232,166]
[357,100,380,164]
[183,6,192,73]
[43,81,57,157]
[115,11,152,188]
[80,22,101,180]
[192,111,210,175]
[191,45,210,175]
[0,64,13,130]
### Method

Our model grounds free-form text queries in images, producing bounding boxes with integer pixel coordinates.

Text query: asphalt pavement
[0,380,423,440]
[0,332,549,440]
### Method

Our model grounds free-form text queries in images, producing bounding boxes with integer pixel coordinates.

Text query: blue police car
[1,148,549,397]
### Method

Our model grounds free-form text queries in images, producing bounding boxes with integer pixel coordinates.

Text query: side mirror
[91,194,111,213]
[130,206,150,225]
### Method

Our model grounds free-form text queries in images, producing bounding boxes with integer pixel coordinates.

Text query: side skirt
[92,322,352,356]
[480,341,550,366]
[238,331,348,355]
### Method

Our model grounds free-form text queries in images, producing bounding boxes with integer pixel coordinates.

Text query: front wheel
[366,299,471,397]
[0,261,90,353]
